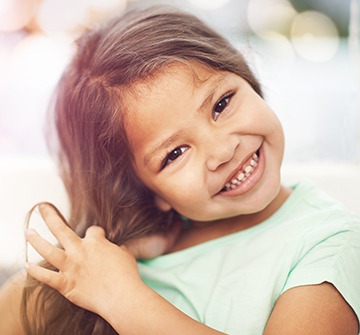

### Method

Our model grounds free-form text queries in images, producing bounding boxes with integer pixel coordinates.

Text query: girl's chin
[227,181,282,217]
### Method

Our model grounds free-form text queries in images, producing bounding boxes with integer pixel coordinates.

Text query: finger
[38,203,80,249]
[85,226,106,238]
[26,263,64,292]
[25,228,65,269]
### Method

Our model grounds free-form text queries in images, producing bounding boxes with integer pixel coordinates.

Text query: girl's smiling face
[124,62,285,222]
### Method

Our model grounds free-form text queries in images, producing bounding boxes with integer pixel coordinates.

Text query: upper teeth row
[225,152,259,190]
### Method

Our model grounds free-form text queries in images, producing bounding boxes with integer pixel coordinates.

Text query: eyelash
[213,91,234,121]
[161,145,188,170]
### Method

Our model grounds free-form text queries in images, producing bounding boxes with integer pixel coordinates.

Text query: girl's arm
[264,282,359,335]
[26,204,358,335]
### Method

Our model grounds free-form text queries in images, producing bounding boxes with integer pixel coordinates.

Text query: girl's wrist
[103,284,227,335]
[102,281,154,333]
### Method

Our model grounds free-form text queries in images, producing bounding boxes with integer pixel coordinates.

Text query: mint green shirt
[138,182,360,334]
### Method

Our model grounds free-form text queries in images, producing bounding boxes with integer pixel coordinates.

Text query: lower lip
[219,145,265,197]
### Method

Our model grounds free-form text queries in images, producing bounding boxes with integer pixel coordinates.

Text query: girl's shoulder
[279,180,360,229]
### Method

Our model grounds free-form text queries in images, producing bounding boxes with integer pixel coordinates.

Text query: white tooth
[231,184,236,189]
[250,159,256,167]
[231,179,238,185]
[237,172,245,181]
[244,165,252,173]
[253,153,258,161]
[245,172,250,177]
[225,183,231,189]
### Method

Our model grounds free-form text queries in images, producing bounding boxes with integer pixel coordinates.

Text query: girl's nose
[205,137,239,171]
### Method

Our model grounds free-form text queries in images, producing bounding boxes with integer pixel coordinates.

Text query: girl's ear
[154,195,172,212]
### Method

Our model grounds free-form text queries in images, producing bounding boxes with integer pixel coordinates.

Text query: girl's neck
[168,185,291,253]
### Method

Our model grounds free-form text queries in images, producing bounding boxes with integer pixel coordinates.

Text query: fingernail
[38,203,47,211]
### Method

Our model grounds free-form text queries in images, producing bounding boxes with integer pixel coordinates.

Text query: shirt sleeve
[281,211,360,324]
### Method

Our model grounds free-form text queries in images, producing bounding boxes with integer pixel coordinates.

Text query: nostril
[206,140,239,172]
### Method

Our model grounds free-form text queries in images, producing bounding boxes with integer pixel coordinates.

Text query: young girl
[1,5,359,335]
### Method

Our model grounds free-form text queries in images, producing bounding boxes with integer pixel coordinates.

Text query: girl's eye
[213,93,233,120]
[161,146,188,169]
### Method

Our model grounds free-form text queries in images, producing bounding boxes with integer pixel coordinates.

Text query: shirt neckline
[139,181,311,266]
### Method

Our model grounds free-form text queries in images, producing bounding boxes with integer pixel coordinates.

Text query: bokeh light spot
[187,0,231,10]
[247,0,297,35]
[37,0,88,34]
[291,11,339,62]
[0,0,38,32]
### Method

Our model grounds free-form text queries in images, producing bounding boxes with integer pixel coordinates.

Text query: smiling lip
[218,144,265,197]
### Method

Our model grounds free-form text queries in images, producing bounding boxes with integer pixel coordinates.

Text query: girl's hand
[25,204,225,335]
[25,203,172,315]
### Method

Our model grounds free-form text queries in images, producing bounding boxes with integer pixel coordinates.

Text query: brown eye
[161,146,188,170]
[213,93,233,120]
[168,148,183,161]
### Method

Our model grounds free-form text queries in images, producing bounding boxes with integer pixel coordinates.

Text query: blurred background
[0,0,359,278]
[0,0,359,162]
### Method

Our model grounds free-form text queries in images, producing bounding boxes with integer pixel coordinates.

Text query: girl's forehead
[126,62,220,99]
[122,62,239,126]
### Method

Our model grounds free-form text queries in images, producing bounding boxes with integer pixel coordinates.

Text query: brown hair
[21,5,262,334]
